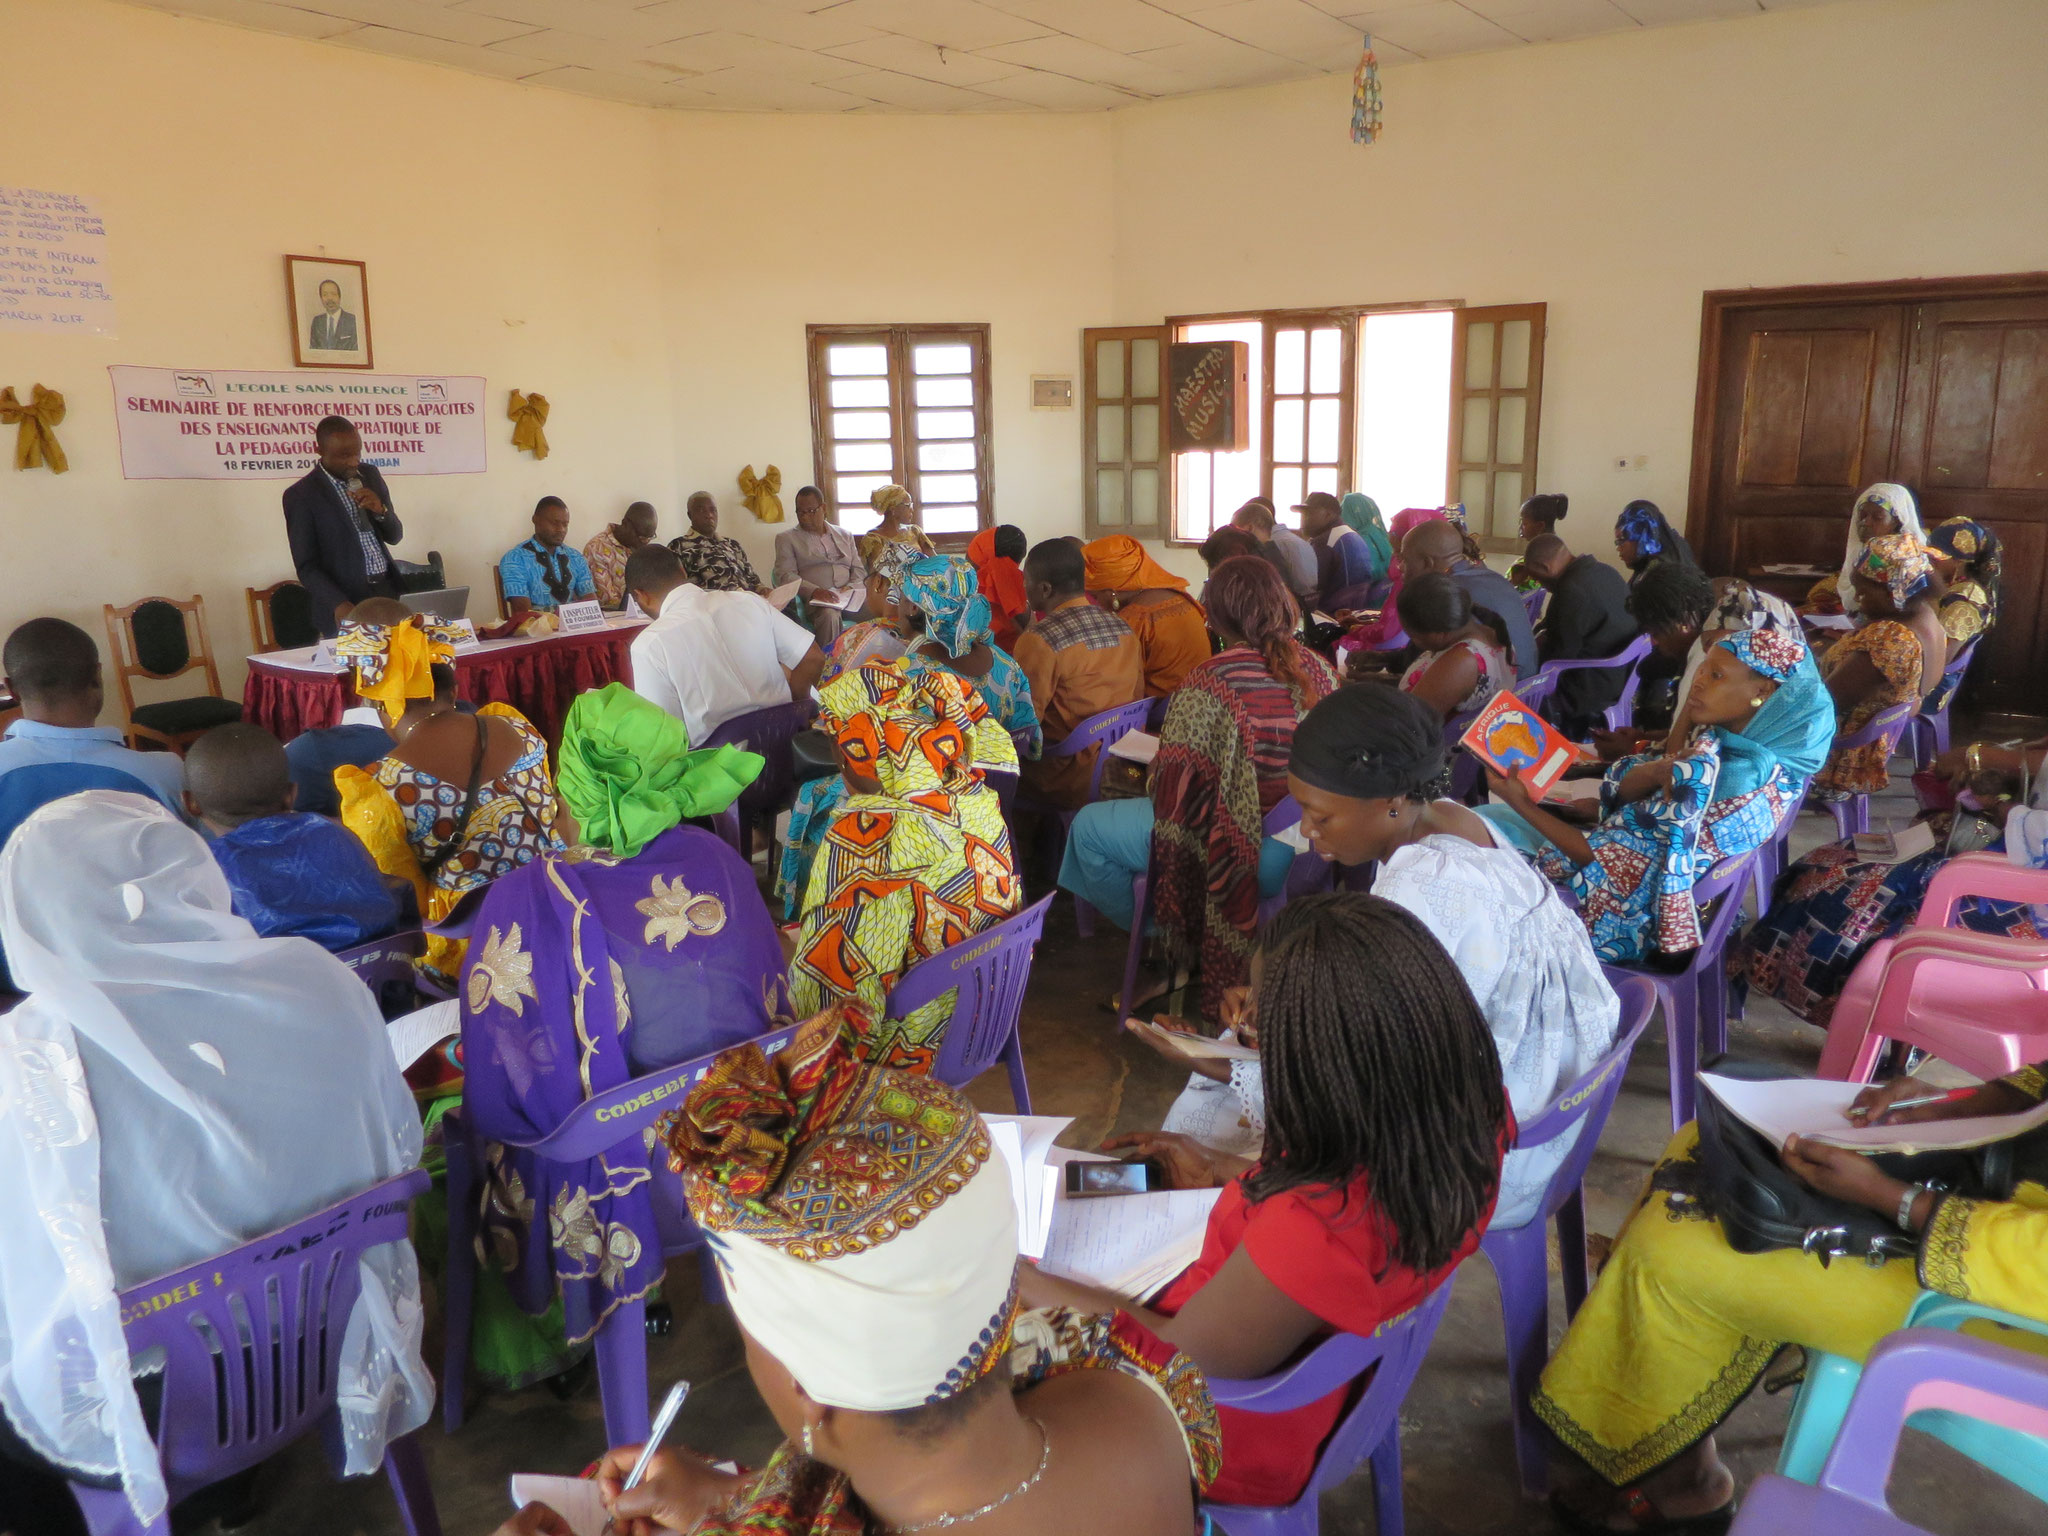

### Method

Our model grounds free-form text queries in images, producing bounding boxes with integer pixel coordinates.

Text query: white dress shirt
[630,585,817,744]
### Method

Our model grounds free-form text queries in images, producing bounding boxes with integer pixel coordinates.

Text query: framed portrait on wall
[285,254,373,369]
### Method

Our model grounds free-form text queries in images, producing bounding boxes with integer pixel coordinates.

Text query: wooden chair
[491,563,511,620]
[245,580,320,654]
[102,595,243,754]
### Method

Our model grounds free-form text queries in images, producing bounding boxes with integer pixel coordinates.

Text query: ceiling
[116,0,1849,112]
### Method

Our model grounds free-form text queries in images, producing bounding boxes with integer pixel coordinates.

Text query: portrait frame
[285,254,374,370]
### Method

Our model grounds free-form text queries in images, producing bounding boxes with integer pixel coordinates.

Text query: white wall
[1111,0,2048,575]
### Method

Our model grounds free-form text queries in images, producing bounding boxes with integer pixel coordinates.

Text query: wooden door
[1895,294,2048,711]
[1693,302,1908,581]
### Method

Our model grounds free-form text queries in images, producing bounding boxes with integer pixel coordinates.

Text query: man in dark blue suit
[282,415,403,636]
[308,279,359,352]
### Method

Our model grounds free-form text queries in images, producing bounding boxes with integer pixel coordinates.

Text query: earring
[1388,805,1402,819]
[803,1424,816,1458]
[1750,697,1765,707]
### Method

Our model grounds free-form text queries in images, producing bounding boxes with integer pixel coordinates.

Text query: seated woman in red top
[1020,891,1510,1506]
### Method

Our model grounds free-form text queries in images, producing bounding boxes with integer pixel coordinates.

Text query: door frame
[1684,271,2048,549]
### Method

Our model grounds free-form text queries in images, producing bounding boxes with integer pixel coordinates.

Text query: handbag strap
[419,712,491,879]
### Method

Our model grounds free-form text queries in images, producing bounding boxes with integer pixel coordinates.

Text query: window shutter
[1264,311,1355,524]
[1447,304,1546,544]
[1084,325,1169,539]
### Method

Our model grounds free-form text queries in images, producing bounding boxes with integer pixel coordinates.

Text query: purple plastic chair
[1602,846,1759,1129]
[1020,696,1160,936]
[441,1022,798,1446]
[1909,634,1980,772]
[1202,1286,1454,1536]
[1523,587,1548,629]
[1478,975,1656,1497]
[880,893,1052,1112]
[1116,797,1330,1036]
[700,700,817,860]
[1732,1329,2048,1535]
[1746,776,1811,922]
[68,1170,441,1536]
[333,928,427,1020]
[1810,699,1917,839]
[1515,633,1653,733]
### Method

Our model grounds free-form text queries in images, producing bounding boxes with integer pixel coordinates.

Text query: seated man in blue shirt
[183,722,401,952]
[499,495,596,620]
[0,617,185,818]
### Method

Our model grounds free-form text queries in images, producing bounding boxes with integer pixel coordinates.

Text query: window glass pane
[1271,466,1304,517]
[917,376,973,408]
[1272,398,1305,463]
[829,377,890,409]
[1308,397,1339,464]
[1176,319,1263,540]
[1463,321,1496,391]
[1095,339,1125,400]
[1461,397,1493,465]
[1130,403,1160,463]
[914,343,972,375]
[1130,339,1159,399]
[1495,395,1527,465]
[834,442,894,473]
[1493,471,1524,535]
[1306,466,1339,498]
[923,504,980,535]
[837,505,881,536]
[837,474,892,509]
[1131,468,1160,526]
[1095,404,1125,463]
[834,410,893,441]
[1356,309,1455,523]
[1499,320,1532,391]
[828,343,888,376]
[919,441,976,472]
[1175,451,1212,541]
[919,473,978,504]
[1459,469,1489,519]
[915,409,977,440]
[1309,327,1343,395]
[1097,470,1127,526]
[1273,328,1306,397]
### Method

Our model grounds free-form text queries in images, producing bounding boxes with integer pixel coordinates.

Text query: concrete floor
[229,760,2044,1536]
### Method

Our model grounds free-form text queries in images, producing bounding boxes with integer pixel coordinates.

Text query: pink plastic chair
[1818,852,2048,1082]
[1732,1329,2048,1535]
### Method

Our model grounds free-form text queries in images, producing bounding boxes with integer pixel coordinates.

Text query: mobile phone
[1064,1159,1165,1198]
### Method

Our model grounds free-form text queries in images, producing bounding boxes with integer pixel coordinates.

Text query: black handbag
[790,728,841,786]
[1691,1057,2016,1268]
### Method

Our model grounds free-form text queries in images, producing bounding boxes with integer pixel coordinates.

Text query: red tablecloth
[244,625,639,746]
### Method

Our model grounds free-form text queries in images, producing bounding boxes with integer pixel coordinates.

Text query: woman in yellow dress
[856,483,935,570]
[1536,1067,2048,1532]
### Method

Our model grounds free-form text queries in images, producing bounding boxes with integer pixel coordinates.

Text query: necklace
[884,1417,1050,1533]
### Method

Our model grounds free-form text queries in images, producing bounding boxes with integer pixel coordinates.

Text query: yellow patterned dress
[1812,619,1925,797]
[1534,1064,2048,1486]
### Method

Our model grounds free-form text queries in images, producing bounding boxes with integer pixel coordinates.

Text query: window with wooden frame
[1447,304,1546,546]
[1266,311,1355,520]
[1164,316,1263,544]
[805,324,993,544]
[1082,326,1168,539]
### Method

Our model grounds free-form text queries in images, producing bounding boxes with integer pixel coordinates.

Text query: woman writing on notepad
[1021,892,1510,1508]
[1536,1069,2048,1535]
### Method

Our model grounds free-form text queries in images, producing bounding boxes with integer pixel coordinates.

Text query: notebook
[1459,690,1581,797]
[1698,1072,2048,1154]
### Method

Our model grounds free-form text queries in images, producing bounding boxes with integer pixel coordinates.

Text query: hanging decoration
[1351,35,1382,146]
[738,463,785,523]
[507,389,551,460]
[1,384,69,473]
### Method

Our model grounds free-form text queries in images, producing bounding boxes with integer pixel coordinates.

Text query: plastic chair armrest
[1916,852,2048,929]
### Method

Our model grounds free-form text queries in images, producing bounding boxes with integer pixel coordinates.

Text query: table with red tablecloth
[243,621,643,745]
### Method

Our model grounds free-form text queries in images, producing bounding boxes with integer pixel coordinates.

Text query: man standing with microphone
[283,414,405,636]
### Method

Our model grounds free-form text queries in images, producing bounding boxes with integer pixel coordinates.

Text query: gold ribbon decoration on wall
[1,385,68,473]
[508,390,551,460]
[738,463,783,523]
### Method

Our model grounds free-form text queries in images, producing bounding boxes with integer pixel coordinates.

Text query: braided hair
[1206,554,1314,703]
[1244,893,1506,1274]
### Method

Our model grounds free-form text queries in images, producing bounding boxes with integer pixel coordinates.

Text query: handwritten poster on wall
[109,367,488,480]
[0,186,118,336]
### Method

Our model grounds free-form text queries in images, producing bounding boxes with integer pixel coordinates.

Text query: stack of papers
[1108,730,1161,766]
[1133,1021,1259,1065]
[388,998,460,1070]
[1699,1072,2048,1154]
[1850,822,1938,865]
[986,1113,1219,1300]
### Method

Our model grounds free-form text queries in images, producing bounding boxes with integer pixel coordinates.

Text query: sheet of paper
[1040,1188,1219,1294]
[250,642,344,674]
[984,1114,1075,1260]
[1138,1022,1259,1062]
[806,585,863,610]
[1803,613,1857,633]
[1108,730,1160,765]
[509,1475,607,1536]
[766,579,803,610]
[387,998,460,1070]
[1274,822,1311,853]
[448,617,482,651]
[1699,1072,2048,1153]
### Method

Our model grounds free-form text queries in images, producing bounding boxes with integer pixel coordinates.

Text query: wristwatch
[1896,1183,1931,1233]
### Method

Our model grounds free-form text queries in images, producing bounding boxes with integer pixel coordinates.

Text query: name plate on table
[557,600,607,635]
[447,618,481,651]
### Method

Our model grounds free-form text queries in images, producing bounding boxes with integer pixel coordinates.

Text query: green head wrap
[558,683,764,858]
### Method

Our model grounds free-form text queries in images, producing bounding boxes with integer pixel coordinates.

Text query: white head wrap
[0,792,430,1524]
[1836,483,1926,616]
[669,1014,1019,1412]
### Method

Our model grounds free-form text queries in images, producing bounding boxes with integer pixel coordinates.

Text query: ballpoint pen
[603,1379,691,1536]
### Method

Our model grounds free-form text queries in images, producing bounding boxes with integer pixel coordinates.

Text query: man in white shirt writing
[624,544,826,746]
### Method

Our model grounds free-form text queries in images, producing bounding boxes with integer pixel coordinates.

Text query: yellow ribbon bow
[508,390,550,460]
[738,463,784,524]
[1,385,68,474]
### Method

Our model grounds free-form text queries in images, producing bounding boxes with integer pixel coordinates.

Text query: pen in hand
[603,1379,691,1536]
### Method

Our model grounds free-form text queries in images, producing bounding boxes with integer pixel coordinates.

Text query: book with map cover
[1459,689,1581,797]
